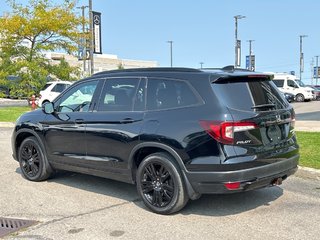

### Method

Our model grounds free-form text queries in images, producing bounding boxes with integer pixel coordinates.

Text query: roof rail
[93,67,202,76]
[201,65,251,73]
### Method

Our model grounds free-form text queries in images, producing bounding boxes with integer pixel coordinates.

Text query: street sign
[314,67,320,78]
[78,48,90,60]
[236,40,241,67]
[246,55,255,71]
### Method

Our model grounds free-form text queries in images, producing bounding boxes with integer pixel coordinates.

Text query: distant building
[44,52,158,75]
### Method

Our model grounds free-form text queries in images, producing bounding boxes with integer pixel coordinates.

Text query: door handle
[120,118,135,124]
[75,119,84,124]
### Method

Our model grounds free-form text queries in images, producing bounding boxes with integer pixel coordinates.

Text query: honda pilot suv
[11,67,299,214]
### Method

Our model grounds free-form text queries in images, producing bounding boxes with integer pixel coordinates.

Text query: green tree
[49,58,80,81]
[0,0,82,98]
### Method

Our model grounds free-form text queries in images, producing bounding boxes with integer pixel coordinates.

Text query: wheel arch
[129,142,200,200]
[15,129,45,158]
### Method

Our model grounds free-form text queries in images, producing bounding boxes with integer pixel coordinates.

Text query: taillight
[199,121,258,144]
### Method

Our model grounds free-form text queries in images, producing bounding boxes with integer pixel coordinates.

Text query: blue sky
[1,0,320,84]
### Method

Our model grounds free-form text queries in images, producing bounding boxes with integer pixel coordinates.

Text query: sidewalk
[295,121,320,132]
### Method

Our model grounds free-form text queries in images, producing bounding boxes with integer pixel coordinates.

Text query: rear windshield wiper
[251,104,275,109]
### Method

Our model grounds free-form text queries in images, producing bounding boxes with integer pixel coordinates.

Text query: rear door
[211,75,297,160]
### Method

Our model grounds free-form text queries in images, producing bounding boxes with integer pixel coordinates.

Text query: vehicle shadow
[15,168,139,202]
[15,168,283,216]
[180,187,283,216]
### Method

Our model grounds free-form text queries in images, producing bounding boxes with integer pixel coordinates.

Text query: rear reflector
[291,111,296,128]
[224,182,241,190]
[199,121,258,144]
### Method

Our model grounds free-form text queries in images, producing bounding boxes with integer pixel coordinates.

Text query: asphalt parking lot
[0,127,320,240]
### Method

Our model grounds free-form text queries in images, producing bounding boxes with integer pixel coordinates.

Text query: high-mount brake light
[199,121,258,144]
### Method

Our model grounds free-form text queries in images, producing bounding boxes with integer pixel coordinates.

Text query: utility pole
[299,35,307,80]
[199,62,204,69]
[316,56,319,85]
[247,40,254,71]
[234,15,245,68]
[311,58,314,85]
[77,5,88,73]
[167,40,173,67]
[89,0,94,75]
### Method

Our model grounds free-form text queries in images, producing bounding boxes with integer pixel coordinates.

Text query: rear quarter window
[146,78,200,110]
[211,79,288,112]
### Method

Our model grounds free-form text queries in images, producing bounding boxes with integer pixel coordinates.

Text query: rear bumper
[185,155,299,194]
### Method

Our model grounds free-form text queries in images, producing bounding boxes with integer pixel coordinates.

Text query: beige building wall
[44,52,158,75]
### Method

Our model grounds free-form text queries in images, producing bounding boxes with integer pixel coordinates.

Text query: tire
[18,137,53,181]
[295,94,305,102]
[136,152,188,214]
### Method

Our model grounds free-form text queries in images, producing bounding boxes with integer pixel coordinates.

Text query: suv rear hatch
[209,73,298,166]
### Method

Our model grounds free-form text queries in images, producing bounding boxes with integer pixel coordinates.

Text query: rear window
[211,79,288,112]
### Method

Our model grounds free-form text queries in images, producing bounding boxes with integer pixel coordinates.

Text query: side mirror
[43,102,54,114]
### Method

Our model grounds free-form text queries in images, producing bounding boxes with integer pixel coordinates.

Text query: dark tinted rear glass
[147,78,200,110]
[212,79,288,112]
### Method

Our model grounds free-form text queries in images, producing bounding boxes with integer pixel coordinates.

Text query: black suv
[11,67,299,214]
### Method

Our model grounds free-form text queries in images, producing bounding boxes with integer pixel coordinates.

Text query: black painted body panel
[11,68,299,194]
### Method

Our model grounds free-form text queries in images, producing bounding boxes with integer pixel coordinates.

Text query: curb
[295,166,320,181]
[0,122,15,128]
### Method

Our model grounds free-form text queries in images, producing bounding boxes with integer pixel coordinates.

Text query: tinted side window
[147,78,199,110]
[97,78,140,112]
[52,83,68,93]
[272,79,284,87]
[56,80,98,113]
[133,78,146,111]
[288,80,298,88]
[41,83,51,91]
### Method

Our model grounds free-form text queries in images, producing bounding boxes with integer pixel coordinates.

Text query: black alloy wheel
[141,162,174,208]
[18,137,52,181]
[136,153,188,214]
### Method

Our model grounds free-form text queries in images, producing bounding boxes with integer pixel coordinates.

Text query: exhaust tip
[272,177,283,186]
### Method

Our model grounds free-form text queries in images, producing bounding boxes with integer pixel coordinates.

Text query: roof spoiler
[213,74,274,83]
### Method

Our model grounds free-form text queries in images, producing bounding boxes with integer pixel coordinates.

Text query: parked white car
[272,73,314,102]
[38,81,73,107]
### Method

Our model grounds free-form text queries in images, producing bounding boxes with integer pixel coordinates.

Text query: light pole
[199,62,204,69]
[234,15,245,67]
[77,5,88,73]
[89,0,94,75]
[167,40,173,67]
[316,55,319,85]
[247,40,254,71]
[299,35,308,80]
